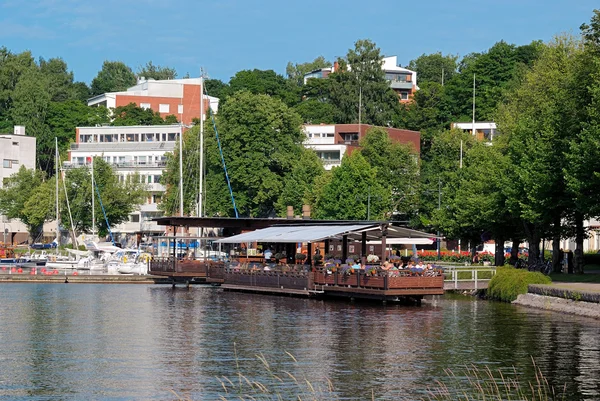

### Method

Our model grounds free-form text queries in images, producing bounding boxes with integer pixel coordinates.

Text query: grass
[548,271,600,283]
[423,357,566,401]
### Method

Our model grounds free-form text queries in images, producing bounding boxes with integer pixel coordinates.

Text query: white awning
[215,224,376,244]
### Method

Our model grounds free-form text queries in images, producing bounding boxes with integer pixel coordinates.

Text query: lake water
[0,284,599,400]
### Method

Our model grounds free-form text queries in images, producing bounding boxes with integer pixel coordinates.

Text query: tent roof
[215,224,435,244]
[215,224,374,244]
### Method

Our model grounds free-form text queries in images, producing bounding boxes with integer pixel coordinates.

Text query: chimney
[302,205,311,220]
[13,126,25,136]
[286,206,294,219]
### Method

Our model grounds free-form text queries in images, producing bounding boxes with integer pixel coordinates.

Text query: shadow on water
[0,284,598,400]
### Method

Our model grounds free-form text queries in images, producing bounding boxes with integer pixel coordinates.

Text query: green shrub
[487,266,551,302]
[583,252,600,266]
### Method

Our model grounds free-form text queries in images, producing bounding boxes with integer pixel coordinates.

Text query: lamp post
[437,178,441,260]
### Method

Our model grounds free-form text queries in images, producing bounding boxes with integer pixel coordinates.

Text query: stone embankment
[513,283,600,320]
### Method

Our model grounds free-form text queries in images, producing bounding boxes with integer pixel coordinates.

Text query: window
[153,194,162,204]
[140,103,151,110]
[159,104,170,113]
[153,175,161,183]
[326,133,334,137]
[178,104,183,114]
[12,141,18,146]
[167,133,176,141]
[130,214,140,223]
[3,160,11,168]
[400,92,409,100]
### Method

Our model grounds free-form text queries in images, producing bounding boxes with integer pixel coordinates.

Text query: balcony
[389,81,413,90]
[63,161,167,170]
[70,142,176,152]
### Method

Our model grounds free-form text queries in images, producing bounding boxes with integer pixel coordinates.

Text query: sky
[1,0,598,85]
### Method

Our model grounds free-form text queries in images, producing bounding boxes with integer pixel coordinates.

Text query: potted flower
[366,266,377,276]
[295,253,307,264]
[312,253,323,265]
[366,254,379,264]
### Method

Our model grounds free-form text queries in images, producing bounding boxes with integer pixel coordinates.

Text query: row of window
[72,155,166,166]
[140,103,183,114]
[117,174,162,184]
[80,132,180,143]
[306,133,335,138]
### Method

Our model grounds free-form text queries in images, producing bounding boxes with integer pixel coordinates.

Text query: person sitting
[263,265,271,271]
[263,247,273,262]
[381,261,392,270]
[352,260,361,270]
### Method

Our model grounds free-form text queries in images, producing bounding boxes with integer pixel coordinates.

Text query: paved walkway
[546,282,600,294]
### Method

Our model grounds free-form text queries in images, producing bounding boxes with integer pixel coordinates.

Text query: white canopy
[215,224,435,244]
[215,224,375,244]
[367,238,434,245]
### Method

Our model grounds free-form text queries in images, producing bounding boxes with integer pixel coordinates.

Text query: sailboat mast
[199,73,204,218]
[91,155,95,237]
[55,138,60,245]
[179,124,184,218]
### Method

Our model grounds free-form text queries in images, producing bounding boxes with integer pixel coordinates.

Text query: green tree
[39,57,76,102]
[137,61,177,80]
[359,127,420,219]
[314,151,388,220]
[496,35,580,267]
[275,149,325,216]
[408,52,458,85]
[286,56,332,86]
[0,166,45,239]
[63,158,147,236]
[203,78,231,102]
[111,102,171,126]
[204,92,305,217]
[329,39,400,126]
[0,48,35,130]
[90,61,136,96]
[229,69,299,107]
[23,177,57,239]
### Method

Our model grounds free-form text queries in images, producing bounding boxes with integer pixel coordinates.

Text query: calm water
[0,284,599,400]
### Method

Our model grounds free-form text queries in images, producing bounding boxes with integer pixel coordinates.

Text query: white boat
[105,250,149,275]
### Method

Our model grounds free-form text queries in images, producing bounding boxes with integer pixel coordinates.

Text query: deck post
[307,242,313,269]
[342,235,348,261]
[361,232,367,259]
[384,274,388,290]
[172,226,177,272]
[474,269,478,290]
[380,224,388,264]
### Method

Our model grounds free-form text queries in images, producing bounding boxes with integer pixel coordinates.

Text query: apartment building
[303,56,418,102]
[66,125,183,244]
[304,124,420,170]
[0,126,36,244]
[87,77,219,126]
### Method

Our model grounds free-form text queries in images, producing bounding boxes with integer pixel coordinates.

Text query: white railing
[442,266,497,290]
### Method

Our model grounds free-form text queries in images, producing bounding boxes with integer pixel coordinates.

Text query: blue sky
[1,0,598,85]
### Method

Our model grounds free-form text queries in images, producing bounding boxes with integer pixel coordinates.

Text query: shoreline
[513,283,600,320]
[0,274,170,284]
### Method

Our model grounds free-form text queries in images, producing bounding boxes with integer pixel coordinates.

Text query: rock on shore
[513,293,600,320]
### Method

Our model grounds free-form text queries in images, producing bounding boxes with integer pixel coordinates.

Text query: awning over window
[215,224,376,244]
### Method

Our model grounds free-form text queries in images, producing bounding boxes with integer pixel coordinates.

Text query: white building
[87,77,219,126]
[452,122,497,141]
[66,125,183,244]
[0,126,36,244]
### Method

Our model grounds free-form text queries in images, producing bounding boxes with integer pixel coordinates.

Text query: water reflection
[0,284,598,400]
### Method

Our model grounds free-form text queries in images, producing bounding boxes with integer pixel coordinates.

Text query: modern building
[0,126,36,244]
[87,77,219,126]
[451,122,498,142]
[303,56,418,102]
[66,125,184,245]
[303,124,420,170]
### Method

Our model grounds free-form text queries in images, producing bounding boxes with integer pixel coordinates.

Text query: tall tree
[204,91,305,217]
[229,69,299,107]
[137,61,177,80]
[359,127,420,219]
[0,48,35,130]
[314,151,388,220]
[90,61,136,96]
[329,39,400,126]
[39,57,76,102]
[111,103,172,126]
[62,158,147,236]
[408,52,458,85]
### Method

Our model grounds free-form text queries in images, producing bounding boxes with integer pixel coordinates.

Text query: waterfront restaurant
[149,217,443,303]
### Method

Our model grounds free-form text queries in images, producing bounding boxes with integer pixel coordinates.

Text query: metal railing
[442,266,497,290]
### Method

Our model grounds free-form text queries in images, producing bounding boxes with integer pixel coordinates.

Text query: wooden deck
[149,258,444,302]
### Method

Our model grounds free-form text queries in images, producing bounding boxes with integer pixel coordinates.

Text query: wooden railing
[223,268,312,290]
[313,269,443,290]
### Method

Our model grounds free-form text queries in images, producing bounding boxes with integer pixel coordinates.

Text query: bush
[487,266,551,302]
[583,252,600,266]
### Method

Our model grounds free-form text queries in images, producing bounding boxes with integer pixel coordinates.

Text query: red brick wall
[114,84,209,126]
[334,124,420,154]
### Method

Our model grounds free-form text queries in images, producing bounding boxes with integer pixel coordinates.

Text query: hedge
[487,266,551,302]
